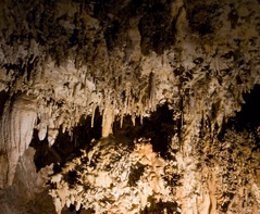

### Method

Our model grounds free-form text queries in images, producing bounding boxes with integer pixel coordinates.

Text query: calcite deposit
[0,0,259,213]
[49,138,181,214]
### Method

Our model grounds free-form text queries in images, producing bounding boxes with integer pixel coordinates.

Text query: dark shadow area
[233,84,260,131]
[0,91,8,117]
[185,1,220,36]
[141,196,180,214]
[30,108,102,171]
[113,103,175,159]
[218,84,260,146]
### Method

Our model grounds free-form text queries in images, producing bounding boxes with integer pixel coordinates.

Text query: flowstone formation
[0,0,259,213]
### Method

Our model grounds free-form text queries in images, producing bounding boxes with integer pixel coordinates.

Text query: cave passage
[113,103,175,159]
[0,91,8,117]
[30,109,103,171]
[31,103,175,171]
[234,84,260,131]
[218,84,260,146]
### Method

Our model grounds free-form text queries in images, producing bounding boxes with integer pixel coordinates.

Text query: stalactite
[102,99,115,138]
[131,114,136,127]
[91,104,97,128]
[0,95,37,188]
[38,122,47,141]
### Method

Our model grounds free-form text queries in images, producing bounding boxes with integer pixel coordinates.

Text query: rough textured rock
[0,147,54,213]
[49,127,259,214]
[0,0,259,213]
[49,138,181,214]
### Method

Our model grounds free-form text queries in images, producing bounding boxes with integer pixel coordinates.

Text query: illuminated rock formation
[0,0,259,213]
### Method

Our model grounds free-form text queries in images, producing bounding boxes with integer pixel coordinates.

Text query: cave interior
[0,0,259,214]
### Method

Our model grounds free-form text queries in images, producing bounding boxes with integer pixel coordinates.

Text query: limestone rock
[0,95,37,188]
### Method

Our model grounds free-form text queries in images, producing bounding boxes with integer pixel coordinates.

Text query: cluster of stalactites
[0,0,259,190]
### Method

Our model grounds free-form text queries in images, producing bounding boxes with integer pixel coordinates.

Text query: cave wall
[0,147,54,214]
[0,0,259,213]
